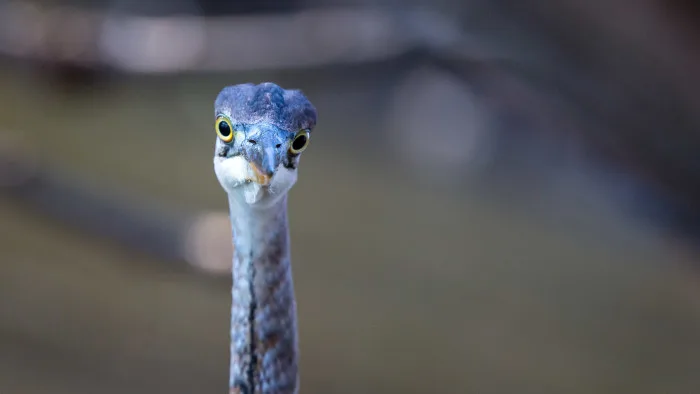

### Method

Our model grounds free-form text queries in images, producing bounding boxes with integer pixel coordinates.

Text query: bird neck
[227,194,299,394]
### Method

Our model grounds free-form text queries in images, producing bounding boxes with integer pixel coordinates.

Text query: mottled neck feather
[228,195,299,394]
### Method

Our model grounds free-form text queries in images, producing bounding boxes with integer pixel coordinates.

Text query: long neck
[228,195,298,394]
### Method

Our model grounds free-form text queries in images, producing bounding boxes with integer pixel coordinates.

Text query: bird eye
[215,116,234,143]
[289,130,310,154]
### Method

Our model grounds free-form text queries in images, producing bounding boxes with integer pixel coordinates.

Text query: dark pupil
[292,134,307,151]
[218,121,231,137]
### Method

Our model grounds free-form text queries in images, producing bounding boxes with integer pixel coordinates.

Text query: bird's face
[212,83,317,207]
[213,118,310,206]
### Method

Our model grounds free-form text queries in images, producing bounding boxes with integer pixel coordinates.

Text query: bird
[212,82,317,394]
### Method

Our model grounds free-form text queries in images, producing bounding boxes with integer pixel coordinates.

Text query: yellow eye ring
[289,130,310,154]
[215,116,234,143]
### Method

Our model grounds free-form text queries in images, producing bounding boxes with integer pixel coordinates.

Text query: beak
[242,145,279,186]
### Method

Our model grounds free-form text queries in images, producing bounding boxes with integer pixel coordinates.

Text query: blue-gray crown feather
[215,82,317,132]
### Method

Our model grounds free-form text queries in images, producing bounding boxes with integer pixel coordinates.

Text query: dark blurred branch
[0,1,430,72]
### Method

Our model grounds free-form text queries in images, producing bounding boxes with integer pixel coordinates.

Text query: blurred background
[1,0,700,393]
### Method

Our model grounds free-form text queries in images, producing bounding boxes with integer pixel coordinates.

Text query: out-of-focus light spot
[385,67,494,185]
[99,16,206,73]
[185,212,233,275]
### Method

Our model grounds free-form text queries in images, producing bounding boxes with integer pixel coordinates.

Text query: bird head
[213,83,317,207]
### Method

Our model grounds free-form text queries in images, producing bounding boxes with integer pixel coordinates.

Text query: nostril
[247,139,257,145]
[275,143,282,148]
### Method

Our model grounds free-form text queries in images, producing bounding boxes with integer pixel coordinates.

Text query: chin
[214,156,297,208]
